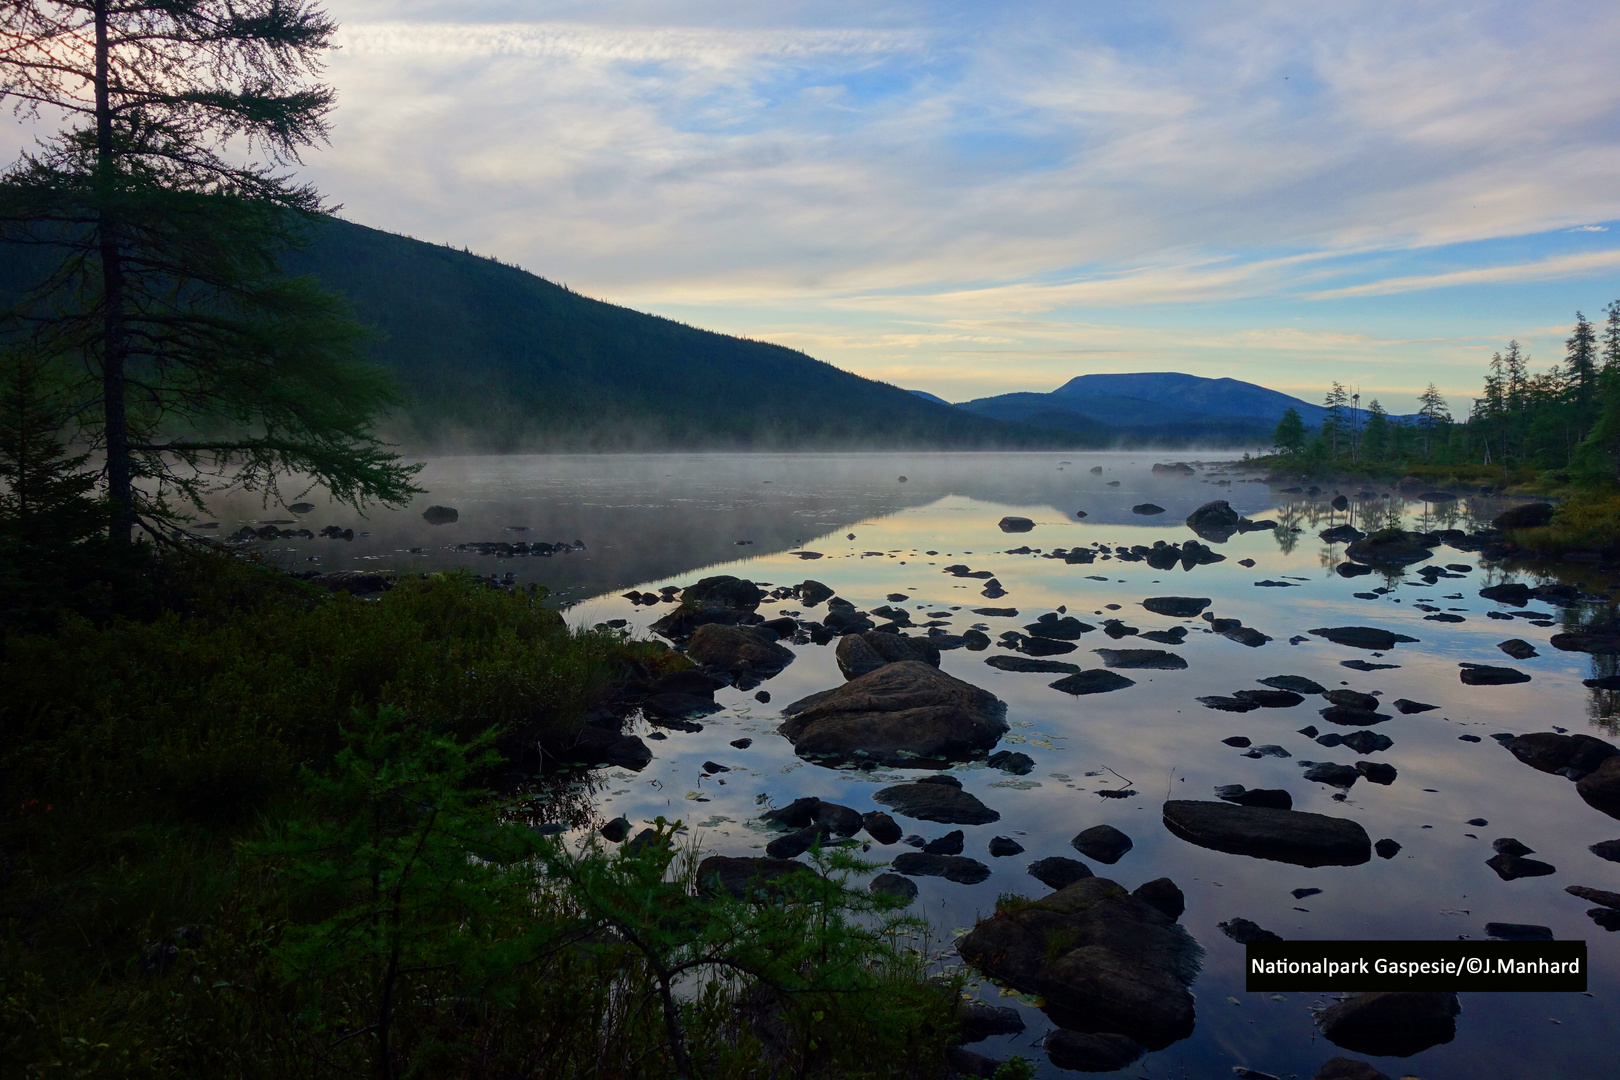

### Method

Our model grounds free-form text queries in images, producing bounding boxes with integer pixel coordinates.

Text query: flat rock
[1506,732,1618,776]
[1260,675,1327,695]
[1222,626,1273,648]
[1319,705,1391,726]
[1345,532,1435,567]
[1025,614,1096,640]
[1314,1057,1393,1080]
[1094,648,1187,670]
[1021,637,1078,656]
[1392,698,1437,714]
[1142,596,1211,618]
[1163,800,1371,866]
[1198,695,1259,713]
[834,631,940,679]
[1497,638,1538,659]
[1315,992,1459,1057]
[891,852,992,883]
[1071,824,1133,863]
[1216,785,1293,810]
[779,661,1008,767]
[1304,763,1361,788]
[1235,689,1305,708]
[1046,1030,1146,1073]
[1550,624,1620,654]
[985,655,1080,674]
[1309,626,1420,650]
[1459,662,1530,686]
[1485,922,1553,941]
[1051,669,1137,695]
[1486,852,1556,880]
[1566,885,1620,909]
[1029,856,1094,889]
[1219,917,1281,943]
[1592,839,1620,862]
[1132,503,1165,515]
[987,749,1035,775]
[875,782,1000,825]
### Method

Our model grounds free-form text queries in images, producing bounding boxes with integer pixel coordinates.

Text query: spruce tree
[0,1,420,542]
[1272,407,1306,457]
[1566,311,1599,422]
[1417,383,1449,462]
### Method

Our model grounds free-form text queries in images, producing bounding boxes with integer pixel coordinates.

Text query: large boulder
[834,631,941,679]
[956,876,1202,1051]
[1578,757,1620,819]
[681,575,765,610]
[1507,732,1619,776]
[998,516,1036,533]
[1185,500,1241,542]
[778,662,1008,767]
[1314,992,1459,1057]
[1479,581,1533,606]
[686,624,795,678]
[420,504,459,524]
[1344,532,1434,567]
[1492,502,1555,530]
[1162,800,1371,866]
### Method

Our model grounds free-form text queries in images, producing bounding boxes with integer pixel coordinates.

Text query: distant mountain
[1052,372,1329,426]
[956,372,1330,445]
[0,216,1095,452]
[908,389,951,406]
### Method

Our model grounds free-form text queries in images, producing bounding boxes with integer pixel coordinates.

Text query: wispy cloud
[1308,250,1620,300]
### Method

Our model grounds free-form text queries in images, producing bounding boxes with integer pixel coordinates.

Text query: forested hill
[283,219,1079,451]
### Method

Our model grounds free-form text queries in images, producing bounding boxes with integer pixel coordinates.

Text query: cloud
[1568,225,1610,232]
[1308,250,1620,300]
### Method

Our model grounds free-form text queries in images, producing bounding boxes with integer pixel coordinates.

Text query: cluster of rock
[1184,499,1278,543]
[453,538,586,558]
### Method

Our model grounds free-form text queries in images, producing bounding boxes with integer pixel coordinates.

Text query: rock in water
[1578,757,1620,819]
[956,876,1202,1051]
[1219,917,1281,943]
[1162,800,1371,866]
[1132,877,1185,920]
[695,856,814,900]
[868,873,917,903]
[1095,648,1187,670]
[1132,503,1165,515]
[798,579,834,606]
[1046,1030,1147,1073]
[1486,922,1553,941]
[1029,856,1093,889]
[778,661,1007,767]
[1071,824,1133,863]
[686,624,795,677]
[1142,596,1211,618]
[1497,638,1538,659]
[875,781,1000,824]
[681,574,765,610]
[998,516,1036,532]
[1313,1057,1393,1080]
[834,631,940,679]
[421,504,459,524]
[891,852,992,884]
[1309,626,1420,650]
[1505,732,1618,776]
[1261,674,1327,694]
[1050,670,1137,695]
[1492,502,1555,530]
[958,1001,1026,1042]
[862,811,903,844]
[1344,532,1435,567]
[1314,992,1459,1057]
[1459,662,1530,686]
[1185,500,1241,542]
[985,655,1081,673]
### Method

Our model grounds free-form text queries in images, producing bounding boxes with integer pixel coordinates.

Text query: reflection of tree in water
[1318,544,1342,573]
[1558,603,1620,734]
[1431,501,1462,531]
[1374,500,1405,534]
[1273,503,1303,555]
[509,769,609,832]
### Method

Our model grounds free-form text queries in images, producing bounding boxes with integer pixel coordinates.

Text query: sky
[13,1,1620,414]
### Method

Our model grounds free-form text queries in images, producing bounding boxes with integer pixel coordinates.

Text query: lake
[208,452,1620,1079]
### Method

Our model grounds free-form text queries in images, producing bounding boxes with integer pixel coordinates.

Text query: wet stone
[1094,648,1187,670]
[1486,852,1556,880]
[868,873,918,903]
[1071,824,1133,863]
[1028,856,1093,890]
[988,836,1025,857]
[1219,917,1282,943]
[1460,663,1531,685]
[1051,669,1137,695]
[891,852,992,884]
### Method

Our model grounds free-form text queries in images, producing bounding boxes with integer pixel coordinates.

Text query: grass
[1508,490,1620,557]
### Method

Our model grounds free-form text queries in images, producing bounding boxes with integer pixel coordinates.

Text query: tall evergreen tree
[0,0,421,542]
[1566,310,1600,421]
[1322,382,1348,459]
[1271,406,1306,457]
[1361,399,1389,462]
[1603,300,1620,376]
[1417,383,1449,462]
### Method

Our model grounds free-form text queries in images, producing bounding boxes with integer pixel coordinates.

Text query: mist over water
[211,452,1620,1079]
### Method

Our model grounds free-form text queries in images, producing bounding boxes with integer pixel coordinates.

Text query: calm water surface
[213,453,1620,1079]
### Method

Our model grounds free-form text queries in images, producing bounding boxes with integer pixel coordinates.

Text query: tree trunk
[94,0,134,543]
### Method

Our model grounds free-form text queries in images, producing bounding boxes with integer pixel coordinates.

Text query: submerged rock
[1046,1030,1147,1073]
[1344,532,1435,567]
[985,655,1080,674]
[1505,732,1618,777]
[958,1001,1026,1043]
[1315,992,1459,1058]
[1578,757,1620,818]
[1260,675,1327,695]
[1162,800,1371,866]
[778,661,1007,767]
[868,873,917,903]
[1459,662,1530,685]
[1142,596,1211,618]
[1313,1057,1393,1080]
[1219,917,1281,943]
[696,856,815,900]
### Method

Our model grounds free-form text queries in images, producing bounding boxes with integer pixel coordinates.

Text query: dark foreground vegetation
[1255,304,1620,558]
[0,551,960,1079]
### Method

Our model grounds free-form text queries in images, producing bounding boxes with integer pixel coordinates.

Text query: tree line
[1271,303,1620,484]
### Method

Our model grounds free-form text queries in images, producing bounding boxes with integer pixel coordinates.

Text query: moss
[1509,491,1620,557]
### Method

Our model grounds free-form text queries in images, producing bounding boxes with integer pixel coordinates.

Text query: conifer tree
[1417,383,1449,462]
[1272,406,1306,457]
[0,0,421,542]
[1566,311,1599,422]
